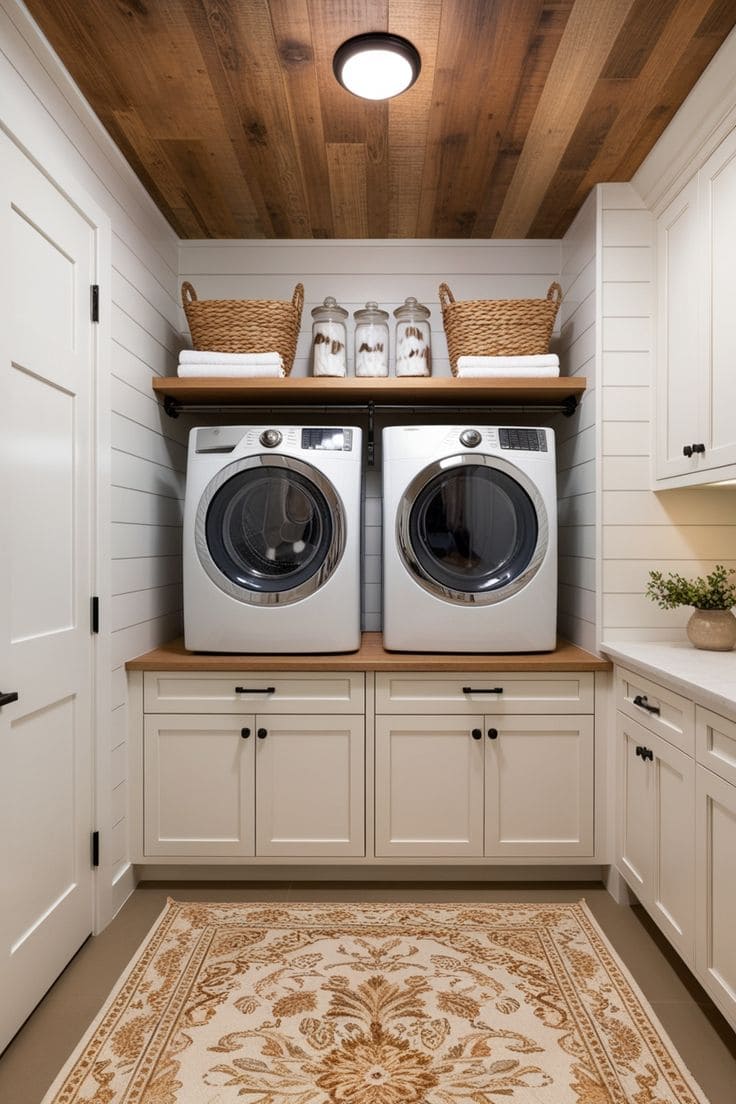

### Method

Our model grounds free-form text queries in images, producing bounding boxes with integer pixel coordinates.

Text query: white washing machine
[184,425,362,653]
[382,424,557,652]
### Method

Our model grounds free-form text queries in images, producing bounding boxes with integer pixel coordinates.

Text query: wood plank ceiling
[25,0,736,239]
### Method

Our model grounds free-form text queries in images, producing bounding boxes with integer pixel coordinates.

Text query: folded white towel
[177,364,285,379]
[457,364,560,378]
[457,353,559,370]
[179,349,283,366]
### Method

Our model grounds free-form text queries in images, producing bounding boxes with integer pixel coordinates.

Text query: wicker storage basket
[181,281,304,373]
[439,280,563,375]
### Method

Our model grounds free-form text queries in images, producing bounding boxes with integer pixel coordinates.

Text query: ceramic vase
[686,608,736,651]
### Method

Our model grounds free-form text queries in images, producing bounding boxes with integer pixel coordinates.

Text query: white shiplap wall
[600,183,736,644]
[179,240,562,629]
[555,191,598,653]
[0,0,184,917]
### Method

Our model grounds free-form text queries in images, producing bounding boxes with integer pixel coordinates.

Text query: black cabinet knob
[471,728,482,740]
[643,747,654,762]
[257,727,268,739]
[0,690,19,707]
[635,746,642,757]
[487,728,498,740]
[683,444,693,457]
[692,443,705,454]
[241,727,251,739]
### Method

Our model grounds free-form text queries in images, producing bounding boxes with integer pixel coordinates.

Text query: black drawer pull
[471,728,482,740]
[462,686,503,695]
[257,727,268,739]
[0,691,19,707]
[235,686,275,694]
[487,728,498,740]
[241,727,251,739]
[633,694,660,716]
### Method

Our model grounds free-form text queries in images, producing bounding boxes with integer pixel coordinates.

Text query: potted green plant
[646,564,736,651]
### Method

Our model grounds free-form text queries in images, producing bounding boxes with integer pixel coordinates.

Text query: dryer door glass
[408,464,539,596]
[205,466,334,596]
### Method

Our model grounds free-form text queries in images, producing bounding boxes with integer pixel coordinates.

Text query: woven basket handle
[546,281,563,305]
[438,283,455,309]
[292,283,305,314]
[181,281,198,307]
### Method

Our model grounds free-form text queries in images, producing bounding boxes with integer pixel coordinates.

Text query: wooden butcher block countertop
[126,634,611,672]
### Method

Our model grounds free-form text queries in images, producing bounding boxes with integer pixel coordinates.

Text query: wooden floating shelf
[153,375,587,416]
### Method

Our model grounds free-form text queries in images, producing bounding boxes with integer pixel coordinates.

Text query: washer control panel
[301,427,353,451]
[499,427,548,452]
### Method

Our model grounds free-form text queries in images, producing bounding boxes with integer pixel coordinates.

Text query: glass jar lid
[393,295,431,321]
[311,295,348,321]
[354,301,389,323]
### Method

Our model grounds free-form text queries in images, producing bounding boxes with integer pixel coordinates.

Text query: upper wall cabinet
[655,127,736,486]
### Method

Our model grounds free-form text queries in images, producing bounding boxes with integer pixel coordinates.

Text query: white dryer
[184,425,362,653]
[382,424,557,652]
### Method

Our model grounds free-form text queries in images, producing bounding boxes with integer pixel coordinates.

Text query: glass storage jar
[394,296,431,376]
[311,296,348,376]
[354,302,389,377]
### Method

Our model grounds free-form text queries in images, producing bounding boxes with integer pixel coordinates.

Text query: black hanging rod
[162,396,578,420]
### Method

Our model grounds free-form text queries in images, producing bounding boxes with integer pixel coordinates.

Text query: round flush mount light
[333,33,421,100]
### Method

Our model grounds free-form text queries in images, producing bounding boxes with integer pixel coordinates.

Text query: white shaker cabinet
[655,125,736,486]
[616,711,695,960]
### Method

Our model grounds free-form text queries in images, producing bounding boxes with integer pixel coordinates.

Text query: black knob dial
[487,728,498,740]
[257,727,268,739]
[471,728,482,740]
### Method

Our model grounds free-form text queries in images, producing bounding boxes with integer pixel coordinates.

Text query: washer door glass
[196,457,345,605]
[401,459,545,603]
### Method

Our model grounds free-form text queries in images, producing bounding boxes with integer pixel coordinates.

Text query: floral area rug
[43,900,709,1103]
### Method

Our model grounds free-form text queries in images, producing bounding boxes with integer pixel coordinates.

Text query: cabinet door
[144,714,255,857]
[695,765,736,1030]
[649,731,695,961]
[617,714,654,898]
[700,126,736,473]
[255,715,364,857]
[655,175,705,481]
[375,716,484,857]
[484,715,594,857]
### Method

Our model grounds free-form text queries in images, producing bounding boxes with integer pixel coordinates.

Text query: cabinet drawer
[375,672,594,714]
[143,671,364,714]
[696,705,736,787]
[617,667,694,755]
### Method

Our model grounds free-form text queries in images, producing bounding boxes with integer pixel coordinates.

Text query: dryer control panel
[301,427,354,451]
[499,427,548,452]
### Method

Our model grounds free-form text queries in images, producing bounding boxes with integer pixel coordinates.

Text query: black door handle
[0,691,18,707]
[487,728,498,740]
[462,687,503,695]
[471,728,482,740]
[241,727,251,739]
[235,686,275,694]
[257,728,268,739]
[633,694,660,716]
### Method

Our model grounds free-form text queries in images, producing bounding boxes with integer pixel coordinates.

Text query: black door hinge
[92,830,100,867]
[91,284,100,323]
[91,596,100,634]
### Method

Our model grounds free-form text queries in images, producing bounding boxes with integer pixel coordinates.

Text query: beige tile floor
[0,882,734,1103]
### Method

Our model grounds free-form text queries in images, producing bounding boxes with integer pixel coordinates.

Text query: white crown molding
[632,25,736,216]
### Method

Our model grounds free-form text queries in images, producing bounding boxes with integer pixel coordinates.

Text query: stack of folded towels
[177,350,285,378]
[456,353,559,378]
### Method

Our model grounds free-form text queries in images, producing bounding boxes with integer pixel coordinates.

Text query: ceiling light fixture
[333,33,421,101]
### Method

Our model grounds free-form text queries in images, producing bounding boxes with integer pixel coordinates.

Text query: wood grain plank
[125,633,611,670]
[493,0,637,238]
[327,143,369,237]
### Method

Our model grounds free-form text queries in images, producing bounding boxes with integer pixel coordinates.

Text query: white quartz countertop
[601,640,736,719]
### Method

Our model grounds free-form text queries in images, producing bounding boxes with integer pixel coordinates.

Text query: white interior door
[0,133,96,1051]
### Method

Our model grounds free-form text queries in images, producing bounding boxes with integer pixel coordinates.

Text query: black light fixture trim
[332,32,422,99]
